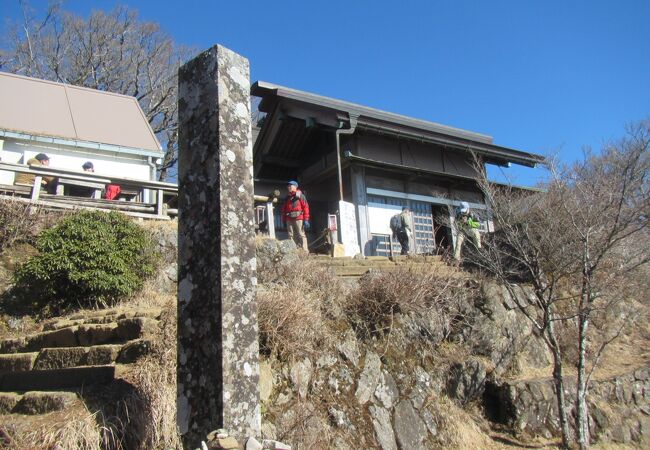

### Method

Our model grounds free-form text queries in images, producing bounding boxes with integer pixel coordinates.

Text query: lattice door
[410,200,435,254]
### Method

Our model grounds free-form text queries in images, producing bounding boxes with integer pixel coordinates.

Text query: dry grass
[120,356,181,450]
[0,404,114,450]
[116,277,176,310]
[426,396,505,450]
[257,256,348,360]
[271,400,336,450]
[347,265,474,340]
[591,442,646,450]
[137,217,178,233]
[139,218,177,265]
[0,198,67,254]
[0,198,41,253]
[119,291,180,450]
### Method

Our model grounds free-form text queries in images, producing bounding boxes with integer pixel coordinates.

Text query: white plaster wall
[367,201,402,235]
[0,138,152,184]
[0,139,23,184]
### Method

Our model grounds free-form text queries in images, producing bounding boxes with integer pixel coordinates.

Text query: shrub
[13,210,157,310]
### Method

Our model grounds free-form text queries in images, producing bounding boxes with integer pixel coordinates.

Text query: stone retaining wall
[487,367,650,444]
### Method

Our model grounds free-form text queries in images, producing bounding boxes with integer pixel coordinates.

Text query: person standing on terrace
[281,180,310,252]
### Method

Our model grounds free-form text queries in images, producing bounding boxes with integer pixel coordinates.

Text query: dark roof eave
[354,120,544,168]
[252,80,545,169]
[344,152,478,183]
[345,153,545,192]
[490,180,547,193]
[252,81,493,144]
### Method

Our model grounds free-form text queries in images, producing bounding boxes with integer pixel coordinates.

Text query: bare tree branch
[469,121,650,448]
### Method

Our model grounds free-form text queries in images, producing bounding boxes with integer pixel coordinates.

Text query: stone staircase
[0,307,161,417]
[310,254,453,282]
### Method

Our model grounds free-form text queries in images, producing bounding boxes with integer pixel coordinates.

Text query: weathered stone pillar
[177,44,260,447]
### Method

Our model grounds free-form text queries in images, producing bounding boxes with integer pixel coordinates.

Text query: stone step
[309,255,442,264]
[0,391,80,415]
[36,339,153,370]
[329,266,373,277]
[311,255,444,270]
[331,265,463,283]
[0,340,153,374]
[42,307,163,331]
[312,259,397,267]
[391,255,443,263]
[340,277,362,286]
[0,365,115,391]
[0,352,38,374]
[328,262,449,277]
[381,263,444,272]
[315,261,446,269]
[0,317,158,354]
[309,254,341,261]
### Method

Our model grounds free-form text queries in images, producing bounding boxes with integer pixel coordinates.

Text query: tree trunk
[158,166,168,182]
[157,133,178,182]
[548,322,573,448]
[576,318,590,449]
[576,267,592,449]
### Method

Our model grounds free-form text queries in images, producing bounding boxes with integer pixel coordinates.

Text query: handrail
[0,161,177,192]
[0,162,112,184]
[101,175,178,191]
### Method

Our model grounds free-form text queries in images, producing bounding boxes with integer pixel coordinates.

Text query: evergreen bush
[14,210,157,310]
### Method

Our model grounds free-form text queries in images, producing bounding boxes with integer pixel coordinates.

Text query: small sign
[328,214,338,231]
[339,200,360,256]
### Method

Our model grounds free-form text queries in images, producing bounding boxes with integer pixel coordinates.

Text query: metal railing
[371,233,397,258]
[0,162,178,220]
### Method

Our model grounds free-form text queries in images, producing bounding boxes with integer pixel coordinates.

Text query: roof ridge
[253,80,494,144]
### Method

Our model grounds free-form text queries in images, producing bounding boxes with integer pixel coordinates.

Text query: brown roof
[0,72,162,153]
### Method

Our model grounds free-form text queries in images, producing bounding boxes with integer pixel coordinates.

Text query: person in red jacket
[281,180,310,252]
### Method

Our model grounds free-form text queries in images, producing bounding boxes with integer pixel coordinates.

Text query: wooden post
[266,201,275,239]
[156,188,164,217]
[30,177,42,201]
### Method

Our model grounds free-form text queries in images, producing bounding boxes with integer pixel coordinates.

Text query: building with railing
[251,81,544,256]
[0,72,163,203]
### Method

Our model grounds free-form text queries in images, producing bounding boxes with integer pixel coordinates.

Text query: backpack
[104,184,121,200]
[291,190,307,206]
[389,214,403,233]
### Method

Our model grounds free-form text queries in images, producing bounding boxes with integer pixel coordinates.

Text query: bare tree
[1,2,194,180]
[471,120,650,448]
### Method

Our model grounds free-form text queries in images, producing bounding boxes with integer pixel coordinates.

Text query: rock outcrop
[258,250,649,449]
[485,367,650,444]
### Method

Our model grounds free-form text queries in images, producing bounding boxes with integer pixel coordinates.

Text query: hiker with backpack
[390,206,413,255]
[453,201,482,261]
[281,180,310,252]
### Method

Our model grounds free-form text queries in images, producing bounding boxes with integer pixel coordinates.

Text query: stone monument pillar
[177,44,260,447]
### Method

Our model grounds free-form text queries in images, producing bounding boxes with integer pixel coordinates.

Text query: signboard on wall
[367,202,402,235]
[339,200,360,256]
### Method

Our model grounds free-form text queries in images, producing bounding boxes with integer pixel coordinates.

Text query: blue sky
[3,0,649,185]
